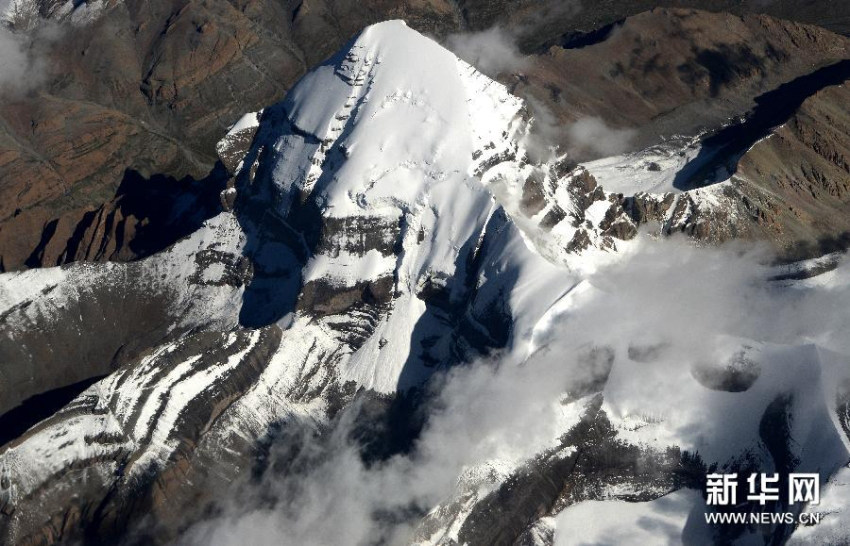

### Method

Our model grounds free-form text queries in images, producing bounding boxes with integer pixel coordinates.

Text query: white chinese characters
[747,473,780,504]
[788,474,820,505]
[706,473,820,506]
[707,473,738,506]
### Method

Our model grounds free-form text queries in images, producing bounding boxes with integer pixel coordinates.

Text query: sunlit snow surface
[581,136,703,195]
[554,489,711,546]
[1,0,109,26]
[241,20,580,393]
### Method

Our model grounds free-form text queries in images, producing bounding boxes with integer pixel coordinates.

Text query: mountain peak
[274,18,525,218]
[224,19,563,392]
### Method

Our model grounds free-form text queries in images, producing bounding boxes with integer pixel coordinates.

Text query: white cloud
[566,116,637,159]
[181,238,850,545]
[0,27,33,92]
[445,27,527,78]
[0,17,60,95]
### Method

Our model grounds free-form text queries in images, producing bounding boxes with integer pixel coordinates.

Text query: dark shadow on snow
[395,207,517,392]
[231,103,317,328]
[233,34,368,327]
[0,375,105,449]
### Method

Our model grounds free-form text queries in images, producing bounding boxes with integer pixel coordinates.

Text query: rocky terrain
[0,3,850,546]
[2,0,850,271]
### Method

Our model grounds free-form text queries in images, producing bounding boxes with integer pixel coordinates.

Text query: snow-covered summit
[249,19,524,218]
[229,20,579,392]
[235,19,643,289]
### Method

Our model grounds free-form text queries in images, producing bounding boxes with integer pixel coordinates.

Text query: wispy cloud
[0,12,61,96]
[565,116,637,159]
[0,27,35,93]
[445,27,528,78]
[180,237,850,545]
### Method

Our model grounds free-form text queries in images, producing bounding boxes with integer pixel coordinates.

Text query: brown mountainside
[0,2,849,270]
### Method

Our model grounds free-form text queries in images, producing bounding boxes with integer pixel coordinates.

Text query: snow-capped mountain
[1,19,849,546]
[0,20,575,543]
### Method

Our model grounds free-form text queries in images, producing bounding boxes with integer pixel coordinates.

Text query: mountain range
[1,2,850,545]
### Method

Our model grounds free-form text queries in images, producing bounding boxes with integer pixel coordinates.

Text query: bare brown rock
[735,82,850,257]
[513,9,849,157]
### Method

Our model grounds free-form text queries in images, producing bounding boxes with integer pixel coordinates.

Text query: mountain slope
[1,18,850,546]
[3,3,850,272]
[0,20,576,544]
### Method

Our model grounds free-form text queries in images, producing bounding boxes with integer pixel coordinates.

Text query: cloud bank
[0,28,32,93]
[180,238,850,545]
